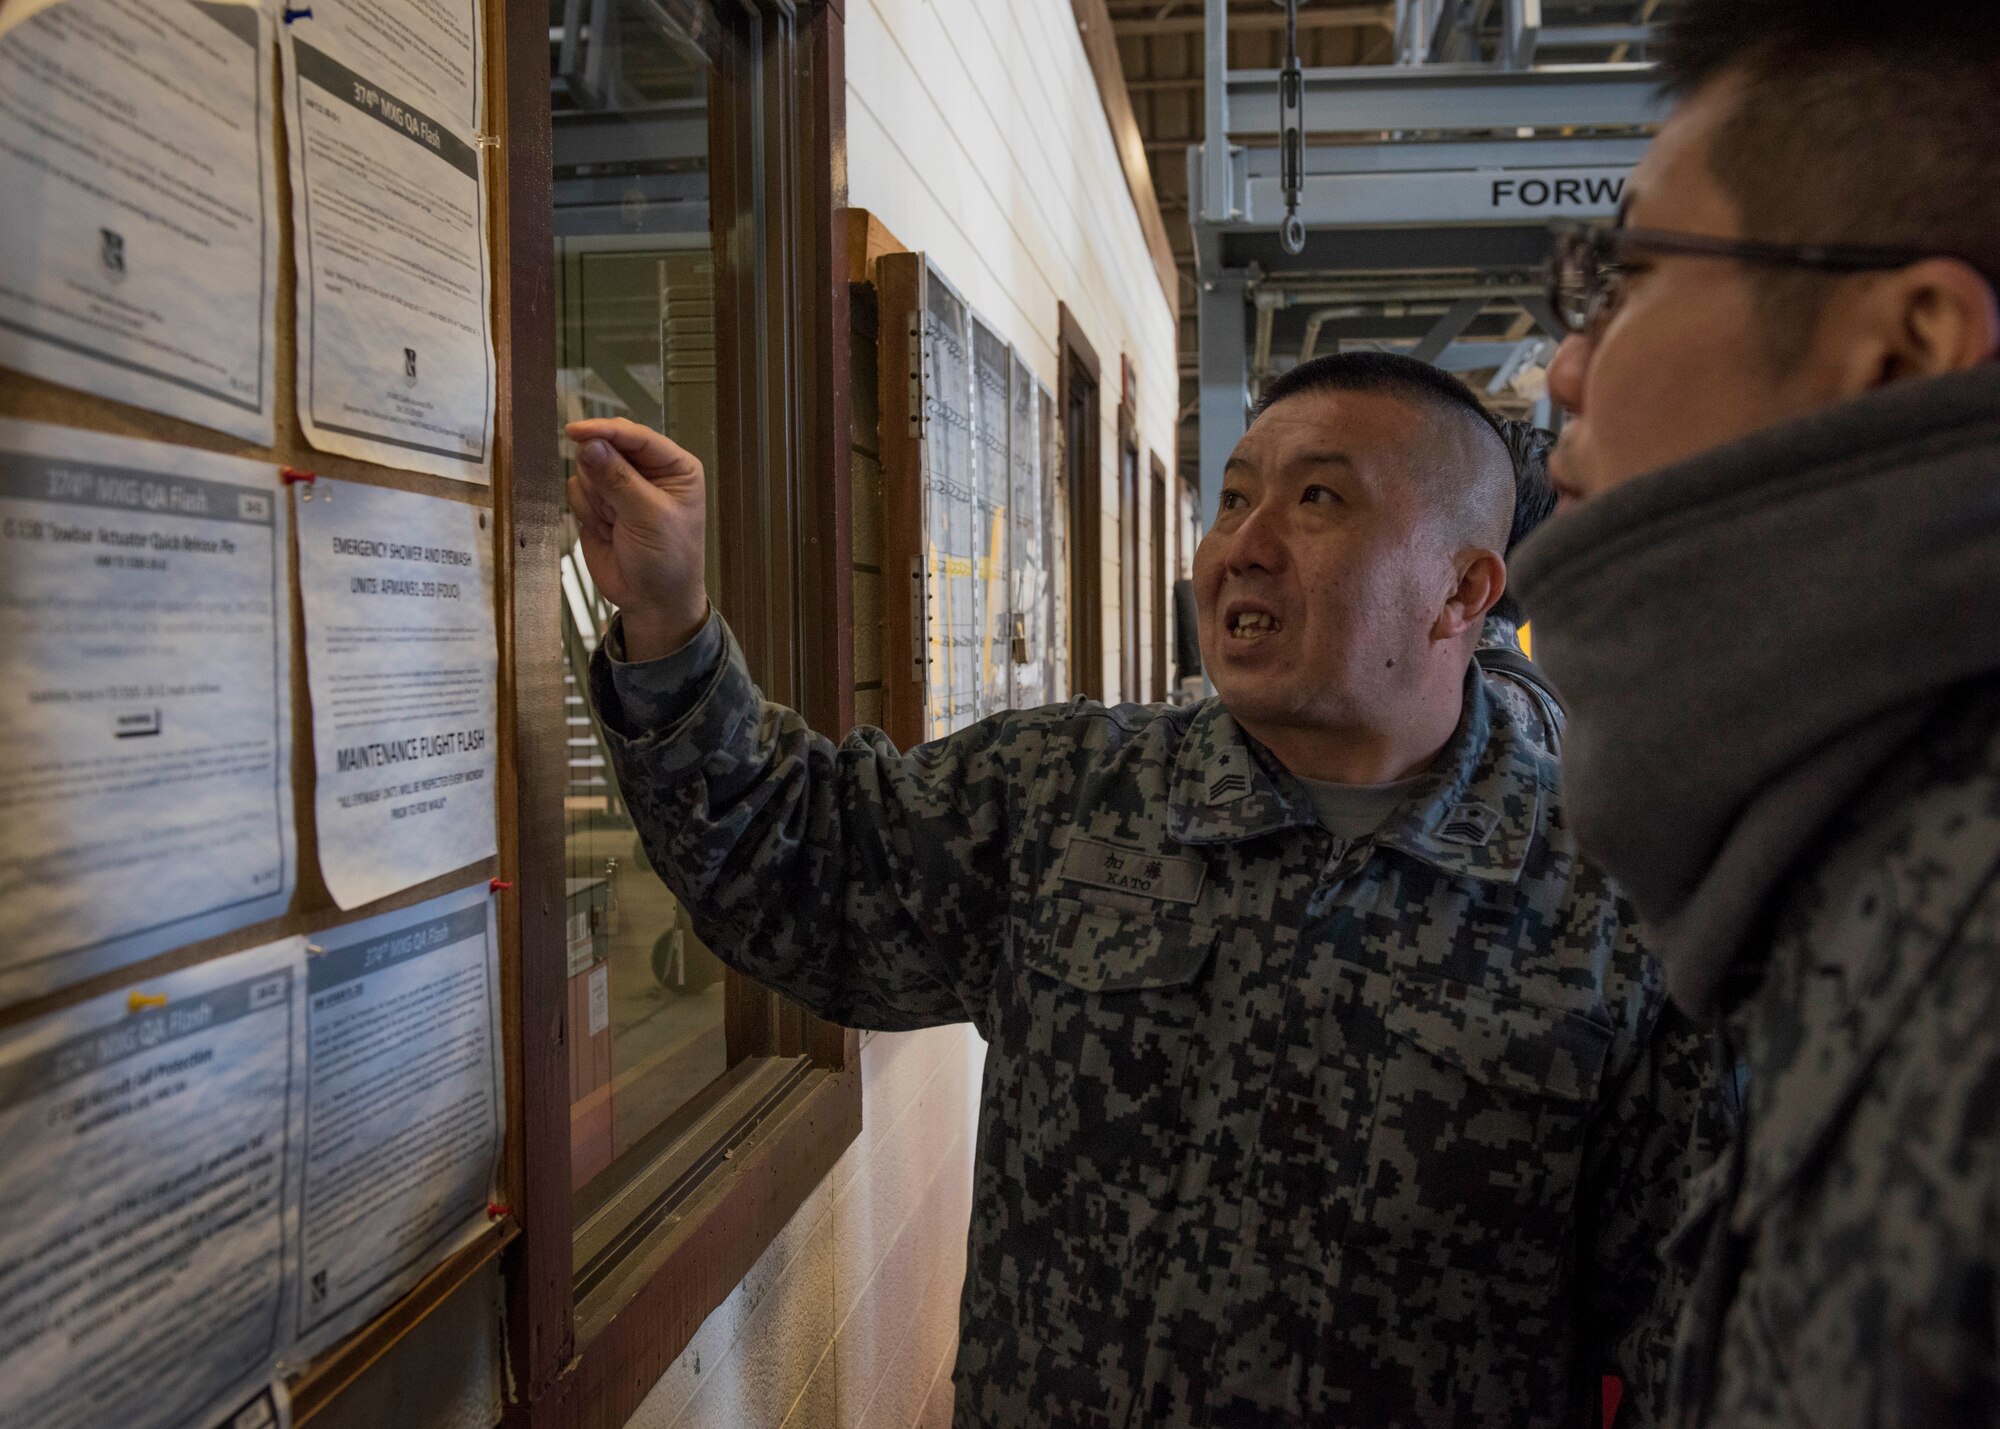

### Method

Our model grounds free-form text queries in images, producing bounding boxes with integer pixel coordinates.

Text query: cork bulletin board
[0,0,529,1419]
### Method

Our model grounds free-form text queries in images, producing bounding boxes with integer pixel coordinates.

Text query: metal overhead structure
[550,0,714,240]
[1188,0,1674,524]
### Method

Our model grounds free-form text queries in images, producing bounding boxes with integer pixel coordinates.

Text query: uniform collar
[1168,673,1544,884]
[1480,613,1525,655]
[1166,701,1320,845]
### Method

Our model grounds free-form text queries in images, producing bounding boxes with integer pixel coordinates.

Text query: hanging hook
[1278,0,1308,255]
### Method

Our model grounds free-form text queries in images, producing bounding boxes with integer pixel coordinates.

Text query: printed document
[0,0,278,443]
[0,938,305,1429]
[293,883,502,1356]
[281,0,481,134]
[0,419,294,1002]
[281,3,494,483]
[295,478,497,908]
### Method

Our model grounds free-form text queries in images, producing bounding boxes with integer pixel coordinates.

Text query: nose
[1224,499,1287,576]
[1546,332,1591,417]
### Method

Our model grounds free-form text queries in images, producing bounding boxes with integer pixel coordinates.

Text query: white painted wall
[848,0,1181,705]
[621,4,1177,1425]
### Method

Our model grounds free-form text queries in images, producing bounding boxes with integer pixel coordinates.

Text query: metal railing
[561,536,627,824]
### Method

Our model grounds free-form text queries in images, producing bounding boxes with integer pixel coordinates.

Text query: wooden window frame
[1115,357,1141,702]
[1117,426,1139,701]
[1057,303,1103,701]
[1149,453,1168,703]
[0,0,854,1424]
[499,2,860,1427]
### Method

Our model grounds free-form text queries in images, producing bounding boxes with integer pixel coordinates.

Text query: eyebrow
[1223,449,1356,480]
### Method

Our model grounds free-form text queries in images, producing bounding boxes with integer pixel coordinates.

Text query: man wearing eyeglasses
[1507,1,2000,1424]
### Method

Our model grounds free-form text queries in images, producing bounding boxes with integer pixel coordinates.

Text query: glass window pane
[1006,352,1047,710]
[550,0,734,1211]
[970,318,1010,716]
[1044,383,1067,701]
[922,277,978,739]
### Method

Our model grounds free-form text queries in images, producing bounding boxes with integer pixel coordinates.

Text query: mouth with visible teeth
[1227,609,1284,641]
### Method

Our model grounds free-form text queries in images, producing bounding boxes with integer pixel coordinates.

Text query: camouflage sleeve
[589,614,1032,1034]
[1578,980,1728,1425]
[604,608,725,731]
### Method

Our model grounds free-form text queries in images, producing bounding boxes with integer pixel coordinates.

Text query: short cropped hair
[1492,420,1556,626]
[1659,0,2000,363]
[1256,352,1514,553]
[1258,350,1502,438]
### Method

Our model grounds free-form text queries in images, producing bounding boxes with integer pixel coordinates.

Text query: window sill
[543,1057,861,1426]
[574,1053,814,1304]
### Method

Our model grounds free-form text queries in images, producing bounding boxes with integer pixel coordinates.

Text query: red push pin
[487,1201,511,1220]
[279,466,317,485]
[490,878,513,892]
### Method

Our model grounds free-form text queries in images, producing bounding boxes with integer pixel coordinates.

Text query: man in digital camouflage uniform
[568,351,1715,1426]
[1510,1,2000,1423]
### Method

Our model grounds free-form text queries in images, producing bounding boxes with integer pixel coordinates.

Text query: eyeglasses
[1545,222,1950,337]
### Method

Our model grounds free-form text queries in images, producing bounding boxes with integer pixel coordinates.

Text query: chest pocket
[1352,973,1613,1282]
[1026,897,1218,992]
[1014,895,1217,1223]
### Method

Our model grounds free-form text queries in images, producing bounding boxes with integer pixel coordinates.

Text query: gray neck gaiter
[1511,364,2000,1015]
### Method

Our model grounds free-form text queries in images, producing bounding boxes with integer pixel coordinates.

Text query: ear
[1838,258,2000,390]
[1433,548,1506,643]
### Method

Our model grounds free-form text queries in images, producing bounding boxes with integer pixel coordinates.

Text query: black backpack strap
[1474,645,1569,720]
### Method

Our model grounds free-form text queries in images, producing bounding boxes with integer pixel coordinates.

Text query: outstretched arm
[569,419,1032,1032]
